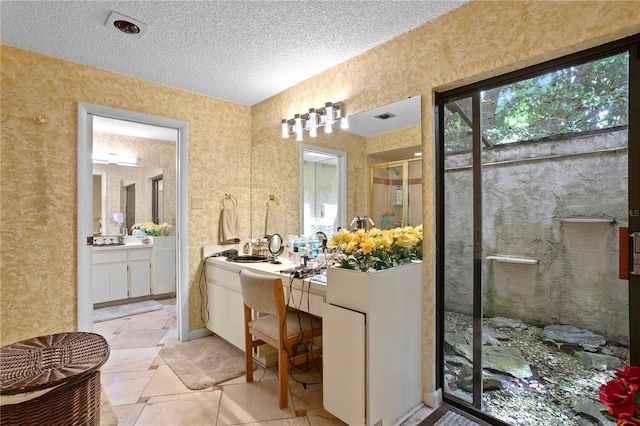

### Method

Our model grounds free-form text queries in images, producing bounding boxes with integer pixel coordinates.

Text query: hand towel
[219,207,239,244]
[265,205,278,237]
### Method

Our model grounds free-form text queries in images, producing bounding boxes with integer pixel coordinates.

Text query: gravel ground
[444,311,630,426]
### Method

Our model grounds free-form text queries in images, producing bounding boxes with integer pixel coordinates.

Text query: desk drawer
[205,263,241,291]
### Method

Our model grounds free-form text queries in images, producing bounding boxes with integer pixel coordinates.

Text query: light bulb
[281,119,289,138]
[324,102,334,133]
[335,104,342,119]
[294,114,303,141]
[308,108,318,137]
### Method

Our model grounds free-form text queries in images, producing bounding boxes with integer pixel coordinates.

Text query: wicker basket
[0,332,110,425]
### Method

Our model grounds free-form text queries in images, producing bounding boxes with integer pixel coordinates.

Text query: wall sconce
[92,152,138,166]
[281,101,348,140]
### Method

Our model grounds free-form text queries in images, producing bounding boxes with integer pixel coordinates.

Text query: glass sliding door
[441,95,479,407]
[437,37,638,425]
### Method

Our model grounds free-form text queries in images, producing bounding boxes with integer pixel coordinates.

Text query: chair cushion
[249,310,321,340]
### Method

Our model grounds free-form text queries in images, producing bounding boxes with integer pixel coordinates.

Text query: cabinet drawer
[206,265,241,291]
[129,249,151,261]
[93,251,127,264]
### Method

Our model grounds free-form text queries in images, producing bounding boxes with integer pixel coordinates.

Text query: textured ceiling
[1,0,467,106]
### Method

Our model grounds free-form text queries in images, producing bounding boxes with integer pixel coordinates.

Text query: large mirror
[92,117,177,236]
[250,96,421,240]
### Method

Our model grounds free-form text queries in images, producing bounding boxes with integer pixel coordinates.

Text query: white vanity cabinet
[93,246,152,303]
[323,263,423,426]
[151,236,176,294]
[129,249,152,298]
[204,260,246,350]
[203,257,326,357]
[93,251,128,303]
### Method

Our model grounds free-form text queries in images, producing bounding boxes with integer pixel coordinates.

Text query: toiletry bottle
[288,236,295,260]
[293,240,300,264]
[300,240,308,265]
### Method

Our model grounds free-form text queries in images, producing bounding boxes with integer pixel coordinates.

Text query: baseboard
[394,403,426,426]
[423,388,442,408]
[187,328,212,341]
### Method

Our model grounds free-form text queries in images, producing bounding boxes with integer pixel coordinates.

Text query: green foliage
[543,338,564,350]
[444,52,628,153]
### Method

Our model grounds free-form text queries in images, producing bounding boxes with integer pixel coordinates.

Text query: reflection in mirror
[300,145,346,237]
[370,157,422,229]
[92,116,177,235]
[347,96,422,229]
[250,96,421,239]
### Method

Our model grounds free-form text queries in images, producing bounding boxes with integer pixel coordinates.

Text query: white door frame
[77,102,190,341]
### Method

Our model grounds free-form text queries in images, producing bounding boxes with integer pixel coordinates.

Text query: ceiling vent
[374,112,396,120]
[105,11,148,38]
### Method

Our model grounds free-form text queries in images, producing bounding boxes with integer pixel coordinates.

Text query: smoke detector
[105,11,148,38]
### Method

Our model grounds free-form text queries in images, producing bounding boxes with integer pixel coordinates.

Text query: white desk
[203,256,326,350]
[203,255,423,426]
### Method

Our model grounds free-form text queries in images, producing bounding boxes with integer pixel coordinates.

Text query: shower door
[369,158,422,229]
[437,38,639,425]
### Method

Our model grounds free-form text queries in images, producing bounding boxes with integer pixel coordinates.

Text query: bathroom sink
[226,255,267,263]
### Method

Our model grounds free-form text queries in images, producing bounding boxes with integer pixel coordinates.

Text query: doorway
[436,36,639,424]
[125,183,136,230]
[152,175,164,224]
[77,103,189,341]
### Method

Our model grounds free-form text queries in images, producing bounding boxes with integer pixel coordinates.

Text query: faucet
[315,231,328,253]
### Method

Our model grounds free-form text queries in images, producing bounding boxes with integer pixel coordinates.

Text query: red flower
[616,413,640,426]
[600,379,638,417]
[617,366,640,391]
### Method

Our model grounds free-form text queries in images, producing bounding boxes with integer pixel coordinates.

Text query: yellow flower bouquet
[131,222,174,237]
[327,225,423,272]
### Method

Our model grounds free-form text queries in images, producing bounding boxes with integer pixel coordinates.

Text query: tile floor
[94,299,433,425]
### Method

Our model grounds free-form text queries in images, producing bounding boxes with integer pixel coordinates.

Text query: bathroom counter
[204,256,326,351]
[204,256,327,297]
[92,236,176,304]
[204,255,423,425]
[92,242,153,250]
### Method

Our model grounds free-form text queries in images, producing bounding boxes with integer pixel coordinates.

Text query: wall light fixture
[92,152,138,166]
[281,102,348,140]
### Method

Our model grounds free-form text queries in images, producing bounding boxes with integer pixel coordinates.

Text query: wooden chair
[239,269,322,409]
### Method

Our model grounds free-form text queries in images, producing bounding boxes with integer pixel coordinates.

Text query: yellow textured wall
[366,125,421,157]
[251,0,640,405]
[1,45,251,345]
[1,0,639,406]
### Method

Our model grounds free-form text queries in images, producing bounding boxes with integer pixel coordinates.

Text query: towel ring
[266,195,280,208]
[220,193,237,209]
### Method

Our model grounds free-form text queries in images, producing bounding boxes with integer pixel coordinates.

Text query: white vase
[323,261,422,426]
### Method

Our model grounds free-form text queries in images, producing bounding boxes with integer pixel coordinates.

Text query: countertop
[204,256,328,296]
[92,242,154,251]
